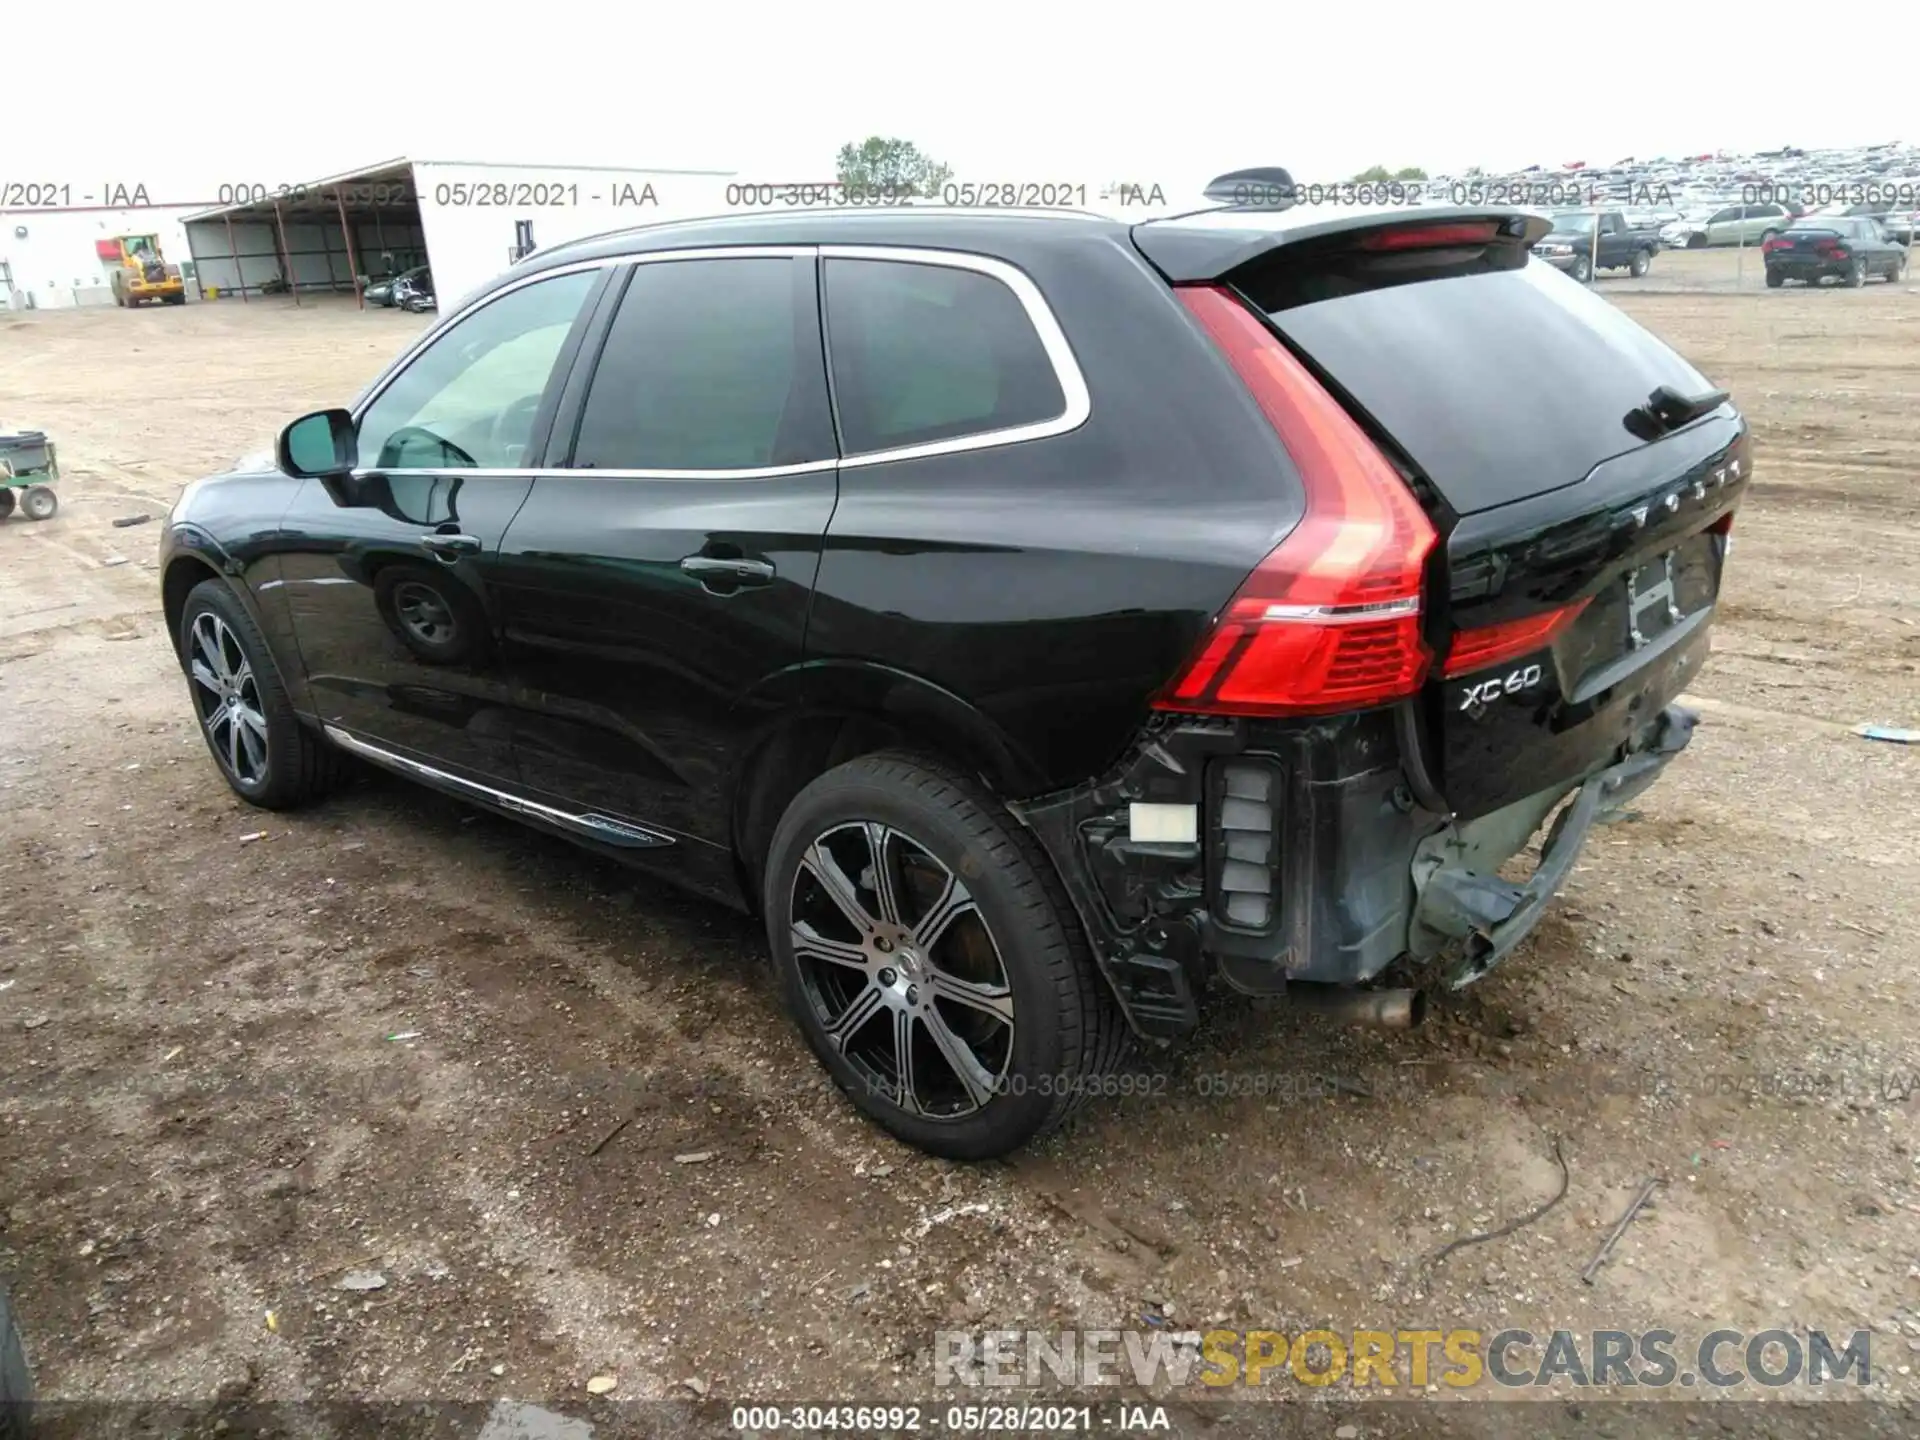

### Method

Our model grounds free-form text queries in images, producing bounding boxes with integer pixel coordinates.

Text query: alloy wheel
[187,611,269,787]
[789,821,1014,1119]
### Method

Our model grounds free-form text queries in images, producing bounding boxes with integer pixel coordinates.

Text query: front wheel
[178,579,348,809]
[1570,255,1593,283]
[1848,259,1867,288]
[765,752,1129,1160]
[19,487,56,521]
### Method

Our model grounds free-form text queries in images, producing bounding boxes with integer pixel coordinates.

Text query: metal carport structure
[179,159,425,306]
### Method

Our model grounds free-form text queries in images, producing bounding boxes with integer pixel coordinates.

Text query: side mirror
[277,409,357,479]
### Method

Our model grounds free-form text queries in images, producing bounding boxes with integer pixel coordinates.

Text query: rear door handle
[680,555,775,587]
[421,532,482,561]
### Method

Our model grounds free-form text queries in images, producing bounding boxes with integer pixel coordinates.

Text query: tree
[835,137,953,198]
[1352,164,1429,182]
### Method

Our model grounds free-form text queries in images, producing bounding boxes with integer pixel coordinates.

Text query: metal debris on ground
[112,514,152,528]
[336,1270,388,1292]
[674,1151,714,1164]
[1855,725,1920,744]
[1425,1134,1571,1269]
[586,1113,634,1156]
[1583,1177,1663,1285]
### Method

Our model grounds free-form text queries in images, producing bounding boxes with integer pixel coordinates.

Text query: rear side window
[823,258,1067,456]
[570,257,833,472]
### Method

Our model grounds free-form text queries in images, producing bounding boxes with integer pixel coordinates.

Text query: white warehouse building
[178,157,738,311]
[2,202,204,309]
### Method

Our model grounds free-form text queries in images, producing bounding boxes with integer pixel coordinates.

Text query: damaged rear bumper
[1012,702,1698,1044]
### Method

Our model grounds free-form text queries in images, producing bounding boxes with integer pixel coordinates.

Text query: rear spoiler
[1130,205,1556,284]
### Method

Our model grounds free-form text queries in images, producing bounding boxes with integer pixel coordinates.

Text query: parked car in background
[1763,216,1908,286]
[1838,202,1916,246]
[158,195,1746,1158]
[1672,202,1794,248]
[1532,210,1658,280]
[396,270,437,313]
[365,265,430,309]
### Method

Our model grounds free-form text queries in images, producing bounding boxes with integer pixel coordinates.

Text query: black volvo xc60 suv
[161,189,1747,1158]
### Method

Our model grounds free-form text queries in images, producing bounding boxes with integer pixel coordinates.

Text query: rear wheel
[764,752,1129,1160]
[1765,268,1785,288]
[178,579,348,809]
[19,487,56,521]
[0,488,14,519]
[1848,259,1867,288]
[1888,255,1907,283]
[1629,249,1651,277]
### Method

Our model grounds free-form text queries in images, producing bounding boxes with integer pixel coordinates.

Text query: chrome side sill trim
[322,725,675,850]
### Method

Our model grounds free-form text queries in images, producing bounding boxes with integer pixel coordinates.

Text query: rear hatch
[1134,208,1749,821]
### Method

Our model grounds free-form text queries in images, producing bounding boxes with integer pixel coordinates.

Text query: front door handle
[421,532,482,561]
[680,555,775,588]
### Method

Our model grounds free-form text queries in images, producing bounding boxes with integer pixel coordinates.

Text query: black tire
[0,1285,31,1439]
[178,578,348,809]
[1570,254,1593,284]
[1765,269,1785,288]
[19,487,55,522]
[0,488,13,520]
[1888,256,1907,283]
[764,752,1129,1160]
[1847,259,1867,288]
[166,292,186,306]
[1629,249,1651,278]
[1687,233,1707,249]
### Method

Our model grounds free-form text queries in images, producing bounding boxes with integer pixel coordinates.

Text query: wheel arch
[726,662,1051,910]
[161,551,225,659]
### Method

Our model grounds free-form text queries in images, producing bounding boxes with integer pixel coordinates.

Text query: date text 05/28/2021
[729,1403,1171,1432]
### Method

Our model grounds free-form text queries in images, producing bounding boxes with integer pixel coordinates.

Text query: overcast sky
[11,2,1912,202]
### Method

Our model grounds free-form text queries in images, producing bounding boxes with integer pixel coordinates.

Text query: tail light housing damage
[1156,285,1438,718]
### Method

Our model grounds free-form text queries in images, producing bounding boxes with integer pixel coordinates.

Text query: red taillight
[1761,237,1788,255]
[1816,239,1848,256]
[1441,599,1591,679]
[1358,221,1502,251]
[1155,286,1438,717]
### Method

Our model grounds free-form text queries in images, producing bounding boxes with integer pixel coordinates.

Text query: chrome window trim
[346,242,1090,482]
[348,247,817,431]
[818,244,1092,469]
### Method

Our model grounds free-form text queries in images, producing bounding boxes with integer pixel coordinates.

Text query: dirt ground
[1,245,1917,1437]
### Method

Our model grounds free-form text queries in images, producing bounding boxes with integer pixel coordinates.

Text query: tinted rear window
[823,258,1066,456]
[1251,261,1716,515]
[571,257,833,471]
